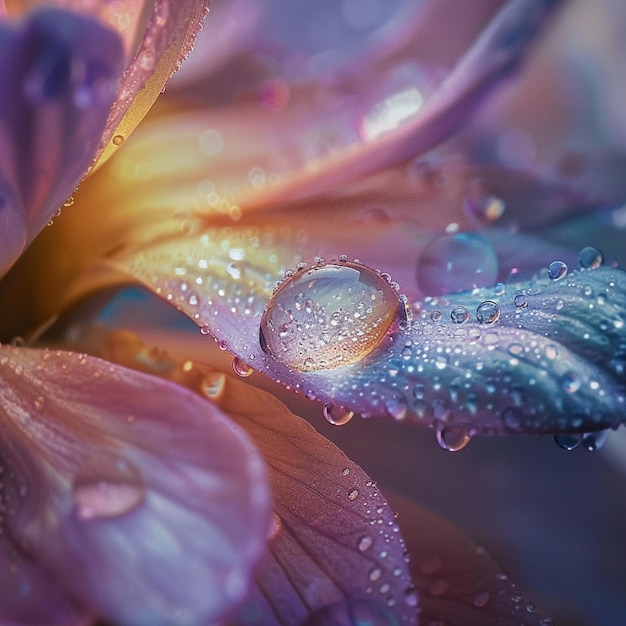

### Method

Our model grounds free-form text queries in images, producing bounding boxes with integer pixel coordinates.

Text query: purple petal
[119,231,626,437]
[0,346,270,625]
[389,494,549,625]
[0,8,124,274]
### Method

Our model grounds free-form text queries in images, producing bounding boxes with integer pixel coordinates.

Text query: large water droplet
[72,456,145,520]
[323,403,355,426]
[232,357,253,377]
[450,306,470,324]
[578,246,604,269]
[416,233,498,296]
[581,430,609,451]
[554,433,583,450]
[260,261,401,371]
[435,426,471,451]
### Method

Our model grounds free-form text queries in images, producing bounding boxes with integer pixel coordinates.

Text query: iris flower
[1,0,625,625]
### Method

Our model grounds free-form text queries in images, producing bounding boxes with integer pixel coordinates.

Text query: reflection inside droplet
[260,261,401,371]
[417,233,498,296]
[73,455,145,520]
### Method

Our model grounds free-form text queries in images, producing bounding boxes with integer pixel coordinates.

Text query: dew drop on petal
[578,246,604,269]
[260,261,401,371]
[323,403,354,426]
[561,371,581,393]
[450,306,470,324]
[72,456,145,520]
[581,430,609,451]
[232,357,253,378]
[476,301,500,325]
[112,134,125,147]
[435,426,471,451]
[473,591,490,608]
[554,434,583,450]
[348,488,359,501]
[358,535,373,552]
[416,233,498,296]
[547,260,568,281]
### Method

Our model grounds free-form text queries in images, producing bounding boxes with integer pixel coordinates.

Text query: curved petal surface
[0,8,124,275]
[118,231,626,437]
[0,346,270,625]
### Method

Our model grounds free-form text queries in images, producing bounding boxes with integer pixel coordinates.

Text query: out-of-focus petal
[0,8,124,275]
[117,230,626,437]
[388,494,548,625]
[0,346,270,625]
[5,1,211,168]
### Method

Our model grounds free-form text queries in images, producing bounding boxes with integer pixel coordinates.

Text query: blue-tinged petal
[0,8,124,275]
[118,231,626,437]
[0,346,270,625]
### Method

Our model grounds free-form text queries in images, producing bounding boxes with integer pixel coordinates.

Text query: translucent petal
[94,330,418,625]
[0,8,125,275]
[5,1,210,169]
[0,346,270,625]
[120,233,626,436]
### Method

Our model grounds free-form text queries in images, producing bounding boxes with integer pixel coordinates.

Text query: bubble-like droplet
[323,403,354,426]
[417,233,498,296]
[232,357,253,377]
[358,535,373,552]
[561,371,581,393]
[450,306,470,324]
[547,260,568,281]
[435,426,471,451]
[260,261,401,371]
[578,246,604,269]
[303,599,396,626]
[72,456,145,520]
[476,301,500,325]
[581,430,609,451]
[513,293,528,309]
[554,434,583,450]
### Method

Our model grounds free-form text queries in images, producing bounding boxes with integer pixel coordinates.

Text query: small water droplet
[476,301,500,325]
[73,456,144,520]
[232,357,253,377]
[513,293,528,309]
[323,403,354,426]
[358,535,373,552]
[581,430,609,451]
[473,591,490,608]
[260,261,400,371]
[436,426,471,451]
[112,134,125,147]
[417,233,498,296]
[450,306,470,324]
[385,396,407,420]
[201,372,226,399]
[547,260,568,281]
[561,371,581,393]
[554,433,583,450]
[348,488,359,501]
[578,246,604,269]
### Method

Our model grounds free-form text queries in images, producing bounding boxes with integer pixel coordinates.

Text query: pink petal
[0,8,125,274]
[93,331,418,625]
[0,346,270,625]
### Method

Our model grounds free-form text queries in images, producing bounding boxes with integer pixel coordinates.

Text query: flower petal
[0,8,125,274]
[0,346,270,625]
[118,231,626,437]
[93,330,418,625]
[388,494,549,626]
